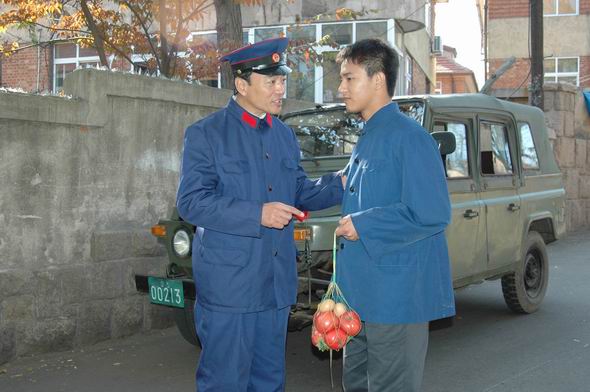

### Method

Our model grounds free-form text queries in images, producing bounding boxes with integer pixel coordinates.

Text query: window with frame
[433,121,470,178]
[54,43,100,92]
[435,81,442,94]
[544,57,579,86]
[544,0,578,15]
[284,109,362,159]
[519,123,540,170]
[480,121,513,176]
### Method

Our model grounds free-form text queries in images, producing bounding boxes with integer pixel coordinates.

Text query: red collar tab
[241,111,258,128]
[241,111,273,128]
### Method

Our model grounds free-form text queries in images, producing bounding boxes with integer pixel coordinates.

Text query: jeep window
[480,121,513,175]
[285,101,425,159]
[433,120,469,178]
[518,122,540,171]
[286,109,363,158]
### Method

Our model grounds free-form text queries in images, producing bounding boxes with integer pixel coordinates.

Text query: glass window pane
[254,27,283,42]
[287,52,315,102]
[79,46,98,57]
[55,44,76,58]
[558,0,576,14]
[284,109,362,158]
[321,51,340,103]
[322,23,352,45]
[287,25,316,43]
[543,58,555,73]
[557,75,578,85]
[480,122,513,175]
[193,33,217,46]
[356,22,388,41]
[243,30,249,44]
[519,123,540,170]
[55,63,76,91]
[557,58,578,73]
[438,122,469,178]
[544,0,557,14]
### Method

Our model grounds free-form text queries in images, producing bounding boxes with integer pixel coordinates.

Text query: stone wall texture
[543,82,590,230]
[0,69,314,364]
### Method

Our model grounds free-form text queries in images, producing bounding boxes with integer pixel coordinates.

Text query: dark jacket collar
[227,97,273,128]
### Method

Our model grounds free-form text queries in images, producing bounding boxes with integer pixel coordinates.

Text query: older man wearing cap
[176,37,344,391]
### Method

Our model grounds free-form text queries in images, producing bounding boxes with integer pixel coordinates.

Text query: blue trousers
[194,302,290,392]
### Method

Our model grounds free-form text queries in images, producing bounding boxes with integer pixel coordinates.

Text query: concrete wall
[544,82,590,230]
[0,69,314,364]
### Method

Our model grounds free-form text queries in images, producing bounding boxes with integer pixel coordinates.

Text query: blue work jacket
[177,98,343,313]
[337,103,455,324]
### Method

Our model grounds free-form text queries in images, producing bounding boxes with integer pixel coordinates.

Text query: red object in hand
[339,310,362,337]
[313,311,339,334]
[324,328,348,351]
[294,211,309,222]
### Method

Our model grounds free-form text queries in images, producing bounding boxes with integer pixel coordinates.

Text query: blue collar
[364,102,400,131]
[227,97,273,128]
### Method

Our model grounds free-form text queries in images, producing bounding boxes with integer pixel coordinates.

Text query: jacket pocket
[201,245,248,267]
[221,159,249,174]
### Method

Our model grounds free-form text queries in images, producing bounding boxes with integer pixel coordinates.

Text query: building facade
[486,0,590,101]
[435,45,479,94]
[0,0,438,102]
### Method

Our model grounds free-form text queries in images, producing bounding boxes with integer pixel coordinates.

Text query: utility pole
[529,0,544,109]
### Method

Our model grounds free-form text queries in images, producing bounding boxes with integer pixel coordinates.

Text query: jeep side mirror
[431,131,456,155]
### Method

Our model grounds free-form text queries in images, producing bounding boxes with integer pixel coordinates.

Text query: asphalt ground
[1,230,589,392]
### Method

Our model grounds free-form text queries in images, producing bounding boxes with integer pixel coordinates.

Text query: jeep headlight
[172,229,191,257]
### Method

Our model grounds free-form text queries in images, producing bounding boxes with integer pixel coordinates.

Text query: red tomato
[311,326,323,347]
[324,328,348,351]
[313,311,339,334]
[339,310,362,337]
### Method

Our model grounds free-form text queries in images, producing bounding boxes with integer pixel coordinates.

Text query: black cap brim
[253,64,292,76]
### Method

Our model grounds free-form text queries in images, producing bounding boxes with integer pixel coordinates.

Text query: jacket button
[274,250,278,257]
[354,158,359,164]
[268,185,273,192]
[340,243,344,250]
[265,152,270,159]
[349,185,355,193]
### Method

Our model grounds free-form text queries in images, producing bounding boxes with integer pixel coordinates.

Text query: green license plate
[148,277,184,308]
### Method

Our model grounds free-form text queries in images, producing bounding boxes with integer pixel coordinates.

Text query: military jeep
[135,93,566,346]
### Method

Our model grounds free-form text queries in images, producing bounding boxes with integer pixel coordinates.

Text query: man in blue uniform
[334,39,455,391]
[176,37,344,392]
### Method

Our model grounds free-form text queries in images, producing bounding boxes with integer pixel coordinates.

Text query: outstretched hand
[262,202,304,229]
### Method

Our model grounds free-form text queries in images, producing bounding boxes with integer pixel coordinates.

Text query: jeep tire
[173,299,201,347]
[501,231,549,314]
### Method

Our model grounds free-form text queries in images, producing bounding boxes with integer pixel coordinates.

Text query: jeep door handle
[463,209,479,219]
[508,203,520,212]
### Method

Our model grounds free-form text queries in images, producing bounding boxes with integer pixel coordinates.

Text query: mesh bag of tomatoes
[311,234,362,352]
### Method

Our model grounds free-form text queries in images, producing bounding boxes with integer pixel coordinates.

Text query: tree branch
[121,0,162,72]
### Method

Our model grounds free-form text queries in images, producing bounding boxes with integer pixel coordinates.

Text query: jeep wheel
[501,231,548,313]
[173,299,201,347]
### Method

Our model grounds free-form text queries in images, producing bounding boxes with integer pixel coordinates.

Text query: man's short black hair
[336,39,399,97]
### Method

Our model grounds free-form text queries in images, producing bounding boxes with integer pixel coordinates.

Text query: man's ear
[235,77,248,96]
[374,72,386,92]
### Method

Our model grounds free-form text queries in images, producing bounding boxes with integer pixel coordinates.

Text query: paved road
[1,231,589,392]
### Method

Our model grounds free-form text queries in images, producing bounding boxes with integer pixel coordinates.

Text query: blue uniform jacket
[337,103,455,324]
[177,98,343,313]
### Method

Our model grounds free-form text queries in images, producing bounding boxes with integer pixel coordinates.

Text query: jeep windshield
[284,100,425,159]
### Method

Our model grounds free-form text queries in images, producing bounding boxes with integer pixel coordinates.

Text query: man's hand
[262,202,304,229]
[341,174,347,189]
[335,215,359,241]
